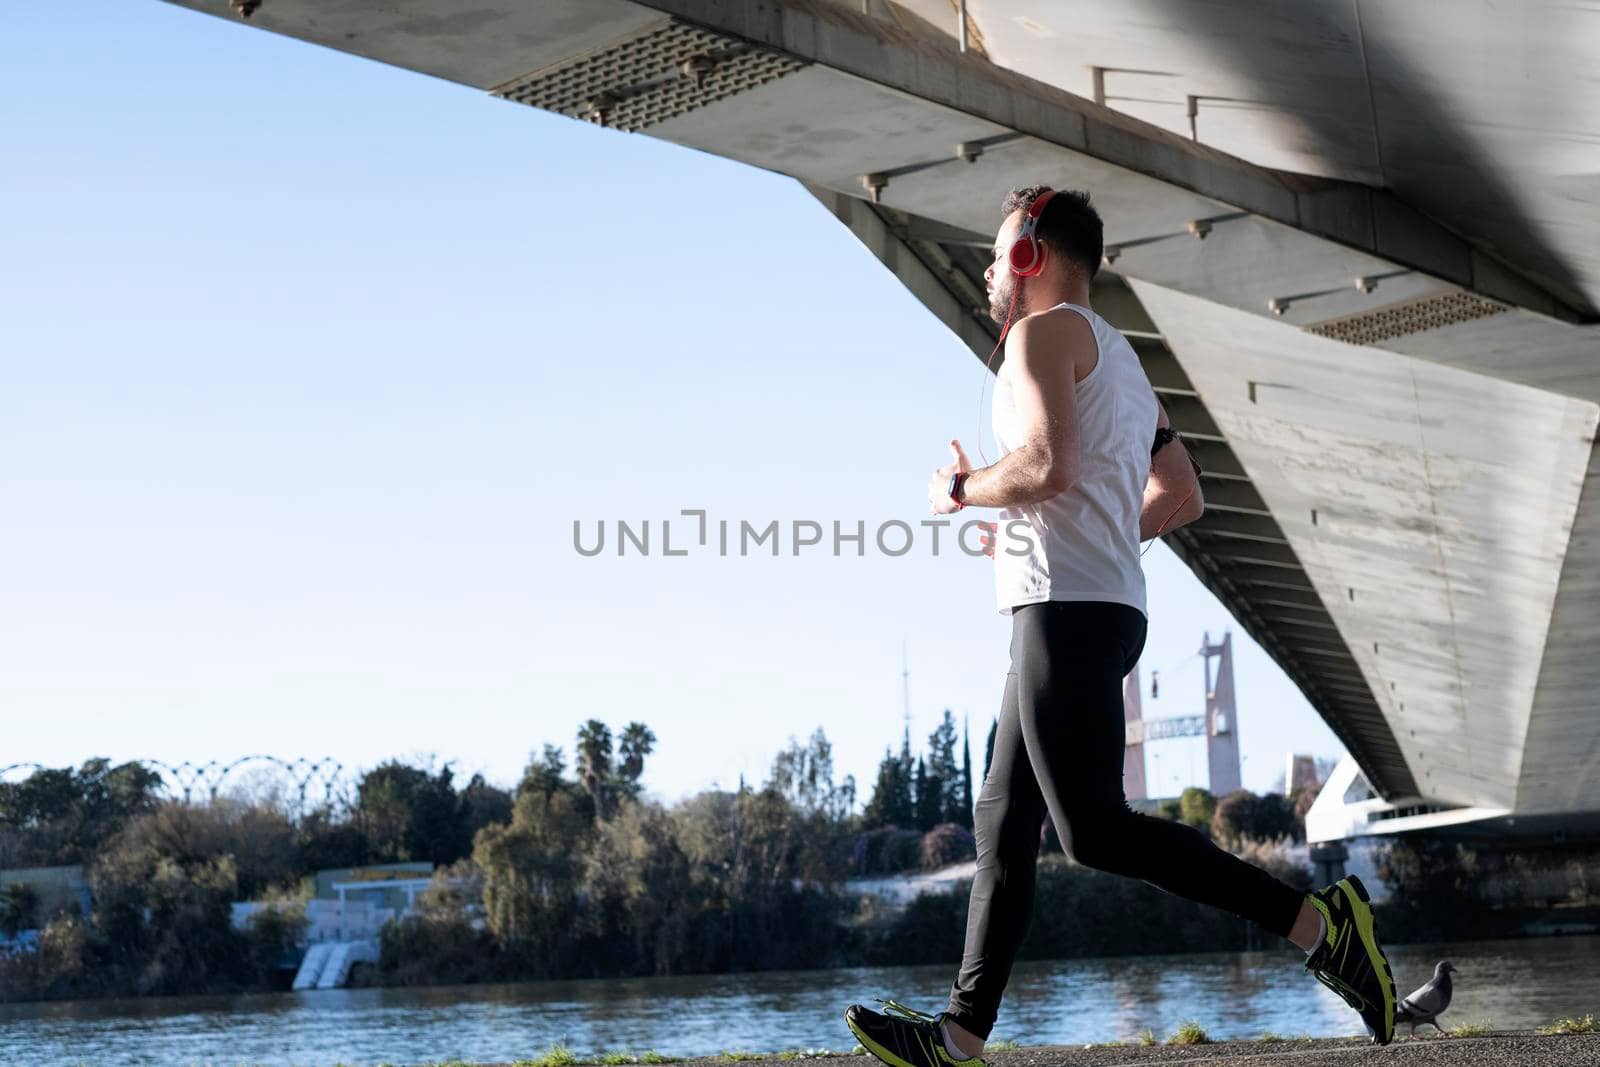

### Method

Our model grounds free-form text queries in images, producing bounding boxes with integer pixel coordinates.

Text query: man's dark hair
[1001,186,1103,279]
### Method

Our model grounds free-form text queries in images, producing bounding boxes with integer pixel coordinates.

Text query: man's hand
[927,439,973,515]
[944,309,1086,511]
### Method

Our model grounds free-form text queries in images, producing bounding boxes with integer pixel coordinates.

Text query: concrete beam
[1295,643,1370,661]
[1191,536,1305,570]
[1310,663,1382,685]
[803,184,998,361]
[1092,276,1162,336]
[1159,393,1224,440]
[1211,568,1320,594]
[1193,480,1271,515]
[1255,607,1338,629]
[1137,345,1198,394]
[1185,440,1249,480]
[1189,511,1290,544]
[1248,594,1335,616]
[1257,612,1340,633]
[1321,682,1388,701]
[634,0,1581,321]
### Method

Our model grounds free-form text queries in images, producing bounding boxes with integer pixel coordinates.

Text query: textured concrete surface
[978,1033,1600,1065]
[566,1034,1600,1067]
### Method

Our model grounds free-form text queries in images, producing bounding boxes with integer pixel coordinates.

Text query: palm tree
[576,720,613,820]
[617,722,657,799]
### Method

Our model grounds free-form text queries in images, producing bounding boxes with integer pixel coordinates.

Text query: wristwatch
[948,471,968,509]
[1153,426,1204,477]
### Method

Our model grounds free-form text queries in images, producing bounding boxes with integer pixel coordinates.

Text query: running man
[843,186,1395,1064]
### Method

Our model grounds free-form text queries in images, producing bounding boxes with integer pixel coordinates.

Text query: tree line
[1,718,1328,1003]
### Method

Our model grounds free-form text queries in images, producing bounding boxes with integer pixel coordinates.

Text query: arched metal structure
[1,757,350,814]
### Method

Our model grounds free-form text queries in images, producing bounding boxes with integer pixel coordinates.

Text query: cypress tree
[959,717,975,829]
[926,711,960,826]
[895,727,916,827]
[913,757,936,832]
[864,746,913,830]
[983,718,999,784]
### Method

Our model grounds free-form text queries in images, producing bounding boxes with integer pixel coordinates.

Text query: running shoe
[1304,875,1396,1044]
[844,999,984,1067]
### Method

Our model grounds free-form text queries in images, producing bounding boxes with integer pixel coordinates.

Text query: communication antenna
[901,641,913,735]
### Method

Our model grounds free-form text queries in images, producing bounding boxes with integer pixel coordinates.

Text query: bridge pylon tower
[1122,666,1148,800]
[1120,630,1243,799]
[1202,631,1242,796]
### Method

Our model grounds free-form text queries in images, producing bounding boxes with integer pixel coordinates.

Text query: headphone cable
[975,284,1022,469]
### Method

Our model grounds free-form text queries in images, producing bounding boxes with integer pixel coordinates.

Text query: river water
[3,936,1595,1067]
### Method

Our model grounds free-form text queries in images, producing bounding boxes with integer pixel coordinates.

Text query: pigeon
[1395,961,1456,1035]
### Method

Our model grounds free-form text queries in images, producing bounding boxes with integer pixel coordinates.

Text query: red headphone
[1006,188,1057,278]
[976,189,1058,466]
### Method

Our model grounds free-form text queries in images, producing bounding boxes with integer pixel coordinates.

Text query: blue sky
[0,1,1342,805]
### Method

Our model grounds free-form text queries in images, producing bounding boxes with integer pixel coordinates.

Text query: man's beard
[988,275,1017,325]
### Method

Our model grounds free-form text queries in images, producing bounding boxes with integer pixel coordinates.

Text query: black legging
[943,600,1305,1039]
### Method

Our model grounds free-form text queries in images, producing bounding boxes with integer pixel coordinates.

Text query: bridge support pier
[1309,839,1349,884]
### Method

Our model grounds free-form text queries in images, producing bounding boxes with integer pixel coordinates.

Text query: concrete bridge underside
[159,0,1600,827]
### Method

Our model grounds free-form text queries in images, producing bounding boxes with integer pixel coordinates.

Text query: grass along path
[329,1018,1600,1067]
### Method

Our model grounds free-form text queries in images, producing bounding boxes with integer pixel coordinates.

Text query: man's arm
[955,309,1088,509]
[1140,398,1204,539]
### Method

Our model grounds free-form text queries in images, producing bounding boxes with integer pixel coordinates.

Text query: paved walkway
[975,1033,1600,1065]
[571,1033,1600,1067]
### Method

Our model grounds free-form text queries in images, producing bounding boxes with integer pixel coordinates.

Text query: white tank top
[991,302,1157,617]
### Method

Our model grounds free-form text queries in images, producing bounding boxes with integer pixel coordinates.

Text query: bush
[850,828,923,877]
[242,901,308,981]
[920,824,976,870]
[1178,788,1216,831]
[1237,841,1313,894]
[0,916,95,1002]
[869,855,1259,966]
[1210,794,1305,878]
[88,803,286,997]
[1212,791,1259,849]
[868,889,965,965]
[1024,857,1245,958]
[0,883,40,937]
[377,909,498,986]
[1375,839,1490,942]
[373,861,499,985]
